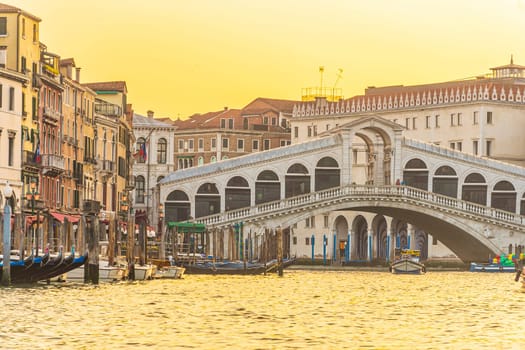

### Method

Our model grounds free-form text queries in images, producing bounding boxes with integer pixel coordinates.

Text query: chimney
[224,106,228,111]
[147,110,154,118]
[75,67,81,82]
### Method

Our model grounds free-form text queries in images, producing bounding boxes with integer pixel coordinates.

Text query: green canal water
[1,270,524,350]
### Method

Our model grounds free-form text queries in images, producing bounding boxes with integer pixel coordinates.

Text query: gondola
[183,260,278,275]
[10,253,50,283]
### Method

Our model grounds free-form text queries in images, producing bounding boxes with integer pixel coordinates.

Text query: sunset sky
[14,0,525,119]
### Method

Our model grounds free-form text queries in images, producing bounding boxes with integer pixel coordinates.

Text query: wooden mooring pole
[277,227,283,277]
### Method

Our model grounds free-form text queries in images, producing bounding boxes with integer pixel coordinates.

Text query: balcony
[43,106,61,123]
[125,176,135,190]
[41,154,65,177]
[95,102,122,117]
[96,159,115,175]
[22,150,40,168]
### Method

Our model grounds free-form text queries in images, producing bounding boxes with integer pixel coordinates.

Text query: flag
[140,142,147,161]
[33,143,41,163]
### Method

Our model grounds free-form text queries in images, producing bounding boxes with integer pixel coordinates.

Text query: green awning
[167,221,206,233]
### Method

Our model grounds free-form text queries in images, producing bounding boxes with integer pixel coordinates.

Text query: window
[0,17,6,36]
[425,116,431,129]
[211,138,216,150]
[412,117,417,130]
[450,142,455,150]
[157,138,167,164]
[8,134,14,166]
[450,113,455,126]
[198,138,204,151]
[33,24,37,42]
[136,138,146,163]
[294,127,299,138]
[237,139,244,151]
[252,139,259,150]
[435,115,440,128]
[473,140,478,155]
[486,140,492,156]
[22,18,25,37]
[457,113,462,126]
[293,236,297,245]
[263,139,270,150]
[457,141,462,151]
[280,140,288,147]
[272,117,277,126]
[324,215,329,228]
[135,176,145,203]
[405,118,410,129]
[307,126,312,137]
[9,87,14,111]
[220,119,226,128]
[0,48,6,68]
[188,139,194,152]
[263,116,268,125]
[473,111,478,125]
[178,139,184,152]
[305,237,310,246]
[313,125,317,136]
[222,138,229,149]
[305,217,310,228]
[228,118,233,129]
[310,216,315,228]
[487,111,493,124]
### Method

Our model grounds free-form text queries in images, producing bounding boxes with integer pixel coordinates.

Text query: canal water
[1,270,523,349]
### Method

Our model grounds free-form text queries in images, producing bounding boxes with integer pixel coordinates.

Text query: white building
[0,67,29,207]
[288,59,525,260]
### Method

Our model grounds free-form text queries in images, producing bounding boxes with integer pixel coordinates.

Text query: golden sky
[13,0,525,119]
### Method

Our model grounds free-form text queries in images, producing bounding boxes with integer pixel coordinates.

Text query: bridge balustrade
[195,185,525,228]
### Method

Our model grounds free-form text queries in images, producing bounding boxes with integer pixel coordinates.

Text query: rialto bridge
[159,116,525,263]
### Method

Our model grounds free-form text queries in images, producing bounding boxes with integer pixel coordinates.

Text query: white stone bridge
[159,116,525,262]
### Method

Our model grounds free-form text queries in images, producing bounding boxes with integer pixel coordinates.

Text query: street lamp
[158,203,164,235]
[25,179,40,256]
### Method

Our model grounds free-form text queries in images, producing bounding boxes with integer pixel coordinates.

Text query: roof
[175,109,242,130]
[242,97,298,115]
[60,58,76,67]
[0,3,41,21]
[84,81,127,93]
[133,113,176,128]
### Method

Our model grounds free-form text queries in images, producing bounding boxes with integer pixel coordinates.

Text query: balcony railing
[95,102,122,117]
[41,154,65,176]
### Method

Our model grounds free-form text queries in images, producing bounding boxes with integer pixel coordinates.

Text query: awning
[51,212,81,224]
[25,215,44,225]
[167,221,206,233]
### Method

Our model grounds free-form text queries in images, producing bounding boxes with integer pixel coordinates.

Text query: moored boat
[390,249,426,274]
[470,254,518,272]
[183,260,278,275]
[133,264,155,280]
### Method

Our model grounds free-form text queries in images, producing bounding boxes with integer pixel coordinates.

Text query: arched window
[491,180,516,213]
[285,163,310,198]
[136,138,146,164]
[461,173,487,206]
[166,190,190,222]
[198,156,204,166]
[195,183,220,218]
[403,158,428,190]
[225,176,250,211]
[135,175,145,203]
[157,138,167,164]
[315,157,340,191]
[256,170,280,204]
[432,165,458,198]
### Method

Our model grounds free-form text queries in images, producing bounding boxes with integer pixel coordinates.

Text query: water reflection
[1,271,523,349]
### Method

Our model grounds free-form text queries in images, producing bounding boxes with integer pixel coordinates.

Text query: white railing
[196,185,525,228]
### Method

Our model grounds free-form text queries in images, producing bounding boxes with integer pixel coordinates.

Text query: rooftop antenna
[331,68,343,101]
[319,66,325,91]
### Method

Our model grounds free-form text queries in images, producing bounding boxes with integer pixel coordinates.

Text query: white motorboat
[155,265,185,279]
[390,249,426,274]
[133,264,155,280]
[67,262,124,282]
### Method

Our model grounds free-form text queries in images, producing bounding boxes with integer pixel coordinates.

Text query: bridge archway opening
[351,215,368,260]
[433,165,458,198]
[403,158,428,190]
[315,157,340,191]
[255,170,280,204]
[195,183,220,218]
[371,215,388,261]
[165,190,190,222]
[491,180,516,213]
[462,173,487,205]
[334,215,349,260]
[225,176,250,212]
[285,163,310,198]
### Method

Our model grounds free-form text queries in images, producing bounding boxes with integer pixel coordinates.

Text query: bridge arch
[491,180,516,213]
[461,172,487,206]
[334,215,349,260]
[225,176,250,212]
[285,163,311,198]
[315,156,340,191]
[371,215,388,261]
[255,170,280,204]
[195,183,220,218]
[165,189,190,222]
[351,215,369,260]
[403,158,428,190]
[432,165,458,198]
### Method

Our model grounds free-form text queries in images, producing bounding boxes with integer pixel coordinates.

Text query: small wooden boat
[133,264,155,280]
[155,265,185,279]
[390,249,426,274]
[67,262,124,282]
[183,260,278,275]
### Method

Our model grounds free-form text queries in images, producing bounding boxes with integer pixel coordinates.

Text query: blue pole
[347,232,351,262]
[396,233,400,249]
[407,235,411,250]
[386,235,390,262]
[311,235,315,262]
[333,233,337,263]
[2,201,12,286]
[323,234,327,265]
[368,232,372,262]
